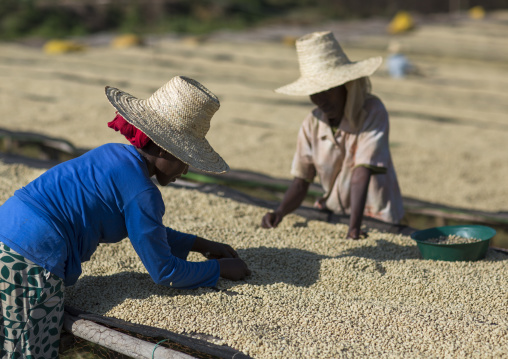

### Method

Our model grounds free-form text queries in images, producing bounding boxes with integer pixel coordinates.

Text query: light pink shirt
[291,96,404,224]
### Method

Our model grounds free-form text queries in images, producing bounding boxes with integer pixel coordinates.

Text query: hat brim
[105,86,229,174]
[275,56,383,96]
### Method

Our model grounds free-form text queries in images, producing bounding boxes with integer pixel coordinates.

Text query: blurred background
[1,0,508,40]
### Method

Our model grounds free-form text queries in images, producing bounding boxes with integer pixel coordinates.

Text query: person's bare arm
[347,166,372,239]
[261,177,310,228]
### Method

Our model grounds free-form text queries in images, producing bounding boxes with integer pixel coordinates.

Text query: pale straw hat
[105,76,229,174]
[275,31,383,96]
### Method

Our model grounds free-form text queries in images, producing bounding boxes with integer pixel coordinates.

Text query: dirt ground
[1,12,508,212]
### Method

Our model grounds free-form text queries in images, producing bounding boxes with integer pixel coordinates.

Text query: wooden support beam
[65,306,250,358]
[63,312,196,359]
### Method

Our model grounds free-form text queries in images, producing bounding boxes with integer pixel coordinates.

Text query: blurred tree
[2,0,508,40]
[0,0,38,38]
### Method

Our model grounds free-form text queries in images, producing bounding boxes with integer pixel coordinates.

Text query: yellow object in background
[387,11,415,34]
[181,35,209,47]
[43,40,85,54]
[469,6,486,20]
[110,34,144,49]
[281,35,297,47]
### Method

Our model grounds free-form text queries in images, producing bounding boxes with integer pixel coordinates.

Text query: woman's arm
[126,190,222,288]
[347,166,372,239]
[261,177,310,228]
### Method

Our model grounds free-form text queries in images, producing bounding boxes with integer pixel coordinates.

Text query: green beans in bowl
[410,225,496,261]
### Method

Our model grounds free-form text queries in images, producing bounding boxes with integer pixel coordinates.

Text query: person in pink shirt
[261,31,404,239]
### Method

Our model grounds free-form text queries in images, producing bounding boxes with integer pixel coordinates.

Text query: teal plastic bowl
[410,225,496,261]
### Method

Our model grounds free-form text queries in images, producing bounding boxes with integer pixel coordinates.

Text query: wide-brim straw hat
[105,76,229,174]
[275,31,382,96]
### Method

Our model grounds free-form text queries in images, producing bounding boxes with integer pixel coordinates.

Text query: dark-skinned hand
[346,228,368,240]
[261,211,284,229]
[192,237,239,259]
[218,258,251,281]
[204,242,239,259]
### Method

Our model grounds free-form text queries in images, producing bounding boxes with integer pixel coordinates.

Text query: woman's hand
[261,211,283,228]
[192,237,251,280]
[261,177,310,229]
[346,227,368,240]
[218,258,251,281]
[192,237,238,259]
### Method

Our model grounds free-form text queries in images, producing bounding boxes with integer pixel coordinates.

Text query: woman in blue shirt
[0,76,250,358]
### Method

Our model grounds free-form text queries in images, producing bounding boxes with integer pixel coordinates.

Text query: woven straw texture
[275,31,382,96]
[105,76,229,174]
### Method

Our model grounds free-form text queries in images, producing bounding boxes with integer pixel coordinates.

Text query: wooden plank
[191,170,508,226]
[64,311,196,359]
[65,306,251,359]
[402,196,508,225]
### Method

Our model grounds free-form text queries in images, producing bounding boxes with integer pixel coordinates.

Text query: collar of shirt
[316,107,356,144]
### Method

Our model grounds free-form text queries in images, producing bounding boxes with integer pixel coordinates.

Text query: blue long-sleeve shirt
[0,143,220,288]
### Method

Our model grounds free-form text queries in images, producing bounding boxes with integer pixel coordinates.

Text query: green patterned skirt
[0,242,65,359]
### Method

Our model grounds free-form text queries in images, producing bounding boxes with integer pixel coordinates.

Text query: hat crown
[106,76,228,173]
[296,31,351,78]
[146,76,219,139]
[274,30,382,96]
